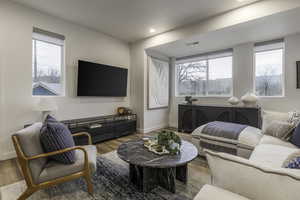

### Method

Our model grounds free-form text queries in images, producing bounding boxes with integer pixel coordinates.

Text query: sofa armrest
[205,150,300,200]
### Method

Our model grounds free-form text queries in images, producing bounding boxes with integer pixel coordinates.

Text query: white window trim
[253,42,285,98]
[32,34,66,97]
[175,55,233,98]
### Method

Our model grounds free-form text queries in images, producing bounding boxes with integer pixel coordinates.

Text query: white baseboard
[137,123,169,134]
[1,151,16,161]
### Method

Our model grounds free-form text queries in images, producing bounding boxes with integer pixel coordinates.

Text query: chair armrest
[72,132,92,145]
[26,146,87,161]
[12,134,91,187]
[205,150,300,200]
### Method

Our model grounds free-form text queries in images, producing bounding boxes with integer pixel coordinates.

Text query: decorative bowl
[228,96,240,105]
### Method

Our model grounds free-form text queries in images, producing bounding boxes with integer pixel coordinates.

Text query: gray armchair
[12,123,97,200]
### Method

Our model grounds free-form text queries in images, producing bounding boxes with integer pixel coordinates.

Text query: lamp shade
[35,98,58,112]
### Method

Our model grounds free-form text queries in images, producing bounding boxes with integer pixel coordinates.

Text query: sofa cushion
[262,110,290,132]
[14,123,47,184]
[259,135,298,149]
[263,121,294,139]
[38,145,97,183]
[205,150,300,200]
[250,144,299,167]
[290,123,300,148]
[194,184,250,200]
[40,115,76,164]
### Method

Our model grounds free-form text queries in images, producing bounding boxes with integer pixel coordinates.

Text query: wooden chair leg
[84,174,94,195]
[17,187,37,200]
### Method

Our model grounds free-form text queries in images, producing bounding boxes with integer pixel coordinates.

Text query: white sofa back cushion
[259,135,298,149]
[249,144,299,168]
[262,110,290,133]
[206,150,300,200]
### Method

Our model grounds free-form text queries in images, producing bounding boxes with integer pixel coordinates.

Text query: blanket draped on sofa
[200,121,247,155]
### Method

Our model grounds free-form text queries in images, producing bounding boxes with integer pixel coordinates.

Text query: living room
[1,0,300,199]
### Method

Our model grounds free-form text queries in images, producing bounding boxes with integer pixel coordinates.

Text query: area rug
[0,151,209,200]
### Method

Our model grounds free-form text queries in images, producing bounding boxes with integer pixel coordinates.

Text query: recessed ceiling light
[149,28,156,33]
[236,0,248,2]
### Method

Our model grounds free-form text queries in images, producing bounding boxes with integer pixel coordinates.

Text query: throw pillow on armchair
[40,115,77,164]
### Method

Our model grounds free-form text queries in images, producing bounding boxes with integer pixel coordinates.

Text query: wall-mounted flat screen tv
[77,60,128,97]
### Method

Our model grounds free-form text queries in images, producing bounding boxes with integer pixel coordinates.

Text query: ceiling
[11,0,260,42]
[149,7,300,58]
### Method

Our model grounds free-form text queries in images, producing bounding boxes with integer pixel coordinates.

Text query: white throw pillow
[262,110,290,132]
[263,120,294,139]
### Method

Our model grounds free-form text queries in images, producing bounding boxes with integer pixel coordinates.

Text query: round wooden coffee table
[117,139,198,193]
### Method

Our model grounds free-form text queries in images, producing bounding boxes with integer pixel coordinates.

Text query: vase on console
[228,96,240,105]
[241,92,258,107]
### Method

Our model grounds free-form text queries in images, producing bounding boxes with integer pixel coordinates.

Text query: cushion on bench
[192,122,262,158]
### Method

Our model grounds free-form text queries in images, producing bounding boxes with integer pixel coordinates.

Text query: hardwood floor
[96,133,143,154]
[0,131,209,189]
[0,158,23,187]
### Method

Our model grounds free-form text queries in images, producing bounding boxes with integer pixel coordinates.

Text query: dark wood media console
[62,114,137,145]
[178,104,262,133]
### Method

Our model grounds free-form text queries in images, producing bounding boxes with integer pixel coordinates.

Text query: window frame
[253,41,285,98]
[175,54,233,98]
[32,31,65,97]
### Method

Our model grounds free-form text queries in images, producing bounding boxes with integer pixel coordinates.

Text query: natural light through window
[32,28,65,96]
[175,50,233,97]
[254,40,284,97]
[208,56,232,95]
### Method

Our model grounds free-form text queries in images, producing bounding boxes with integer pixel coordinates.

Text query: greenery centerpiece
[143,130,182,155]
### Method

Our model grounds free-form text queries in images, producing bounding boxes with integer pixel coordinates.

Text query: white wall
[169,33,300,128]
[0,1,130,160]
[130,44,169,133]
[130,0,300,132]
[2,0,300,159]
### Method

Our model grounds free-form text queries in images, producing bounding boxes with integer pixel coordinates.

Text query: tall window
[175,50,233,96]
[254,39,284,97]
[32,28,65,96]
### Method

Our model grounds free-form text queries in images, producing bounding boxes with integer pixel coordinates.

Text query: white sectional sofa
[193,111,300,200]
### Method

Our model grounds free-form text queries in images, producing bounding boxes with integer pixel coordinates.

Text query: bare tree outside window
[176,55,233,96]
[176,60,207,96]
[255,48,283,97]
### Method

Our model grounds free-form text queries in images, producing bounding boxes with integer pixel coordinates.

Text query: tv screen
[77,60,128,97]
